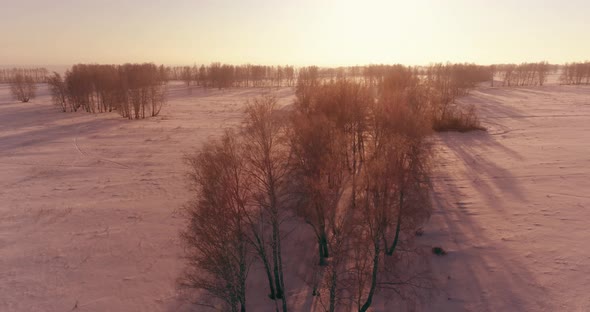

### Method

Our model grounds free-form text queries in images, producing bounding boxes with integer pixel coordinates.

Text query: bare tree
[289,76,360,270]
[181,66,192,89]
[489,65,497,87]
[290,109,345,266]
[47,72,68,112]
[10,73,36,103]
[242,96,290,311]
[537,61,550,86]
[182,130,251,312]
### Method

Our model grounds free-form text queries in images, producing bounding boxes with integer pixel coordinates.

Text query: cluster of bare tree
[47,63,166,119]
[290,74,433,311]
[496,62,551,86]
[9,74,37,103]
[166,64,297,88]
[424,63,491,106]
[560,62,590,85]
[386,63,487,132]
[182,97,291,312]
[0,67,48,83]
[182,69,434,311]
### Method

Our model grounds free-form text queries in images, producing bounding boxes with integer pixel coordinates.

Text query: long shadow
[0,118,121,155]
[0,83,51,103]
[553,84,590,96]
[436,131,525,205]
[424,107,554,310]
[463,89,529,120]
[425,175,552,311]
[0,104,77,133]
[475,87,530,100]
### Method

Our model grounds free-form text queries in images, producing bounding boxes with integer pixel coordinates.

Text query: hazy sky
[1,0,589,66]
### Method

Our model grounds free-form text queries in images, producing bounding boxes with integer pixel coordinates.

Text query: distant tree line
[0,67,48,83]
[47,63,166,119]
[560,62,590,85]
[495,62,551,86]
[190,62,489,88]
[297,63,491,93]
[166,64,297,88]
[162,62,585,92]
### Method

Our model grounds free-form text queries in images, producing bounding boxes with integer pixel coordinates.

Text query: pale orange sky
[1,0,589,66]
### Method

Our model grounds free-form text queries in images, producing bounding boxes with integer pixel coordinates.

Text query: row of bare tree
[560,62,590,85]
[0,67,48,83]
[166,63,495,92]
[47,63,166,119]
[182,67,435,311]
[165,61,590,93]
[496,62,551,86]
[167,64,297,89]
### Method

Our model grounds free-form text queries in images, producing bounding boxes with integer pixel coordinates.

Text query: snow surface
[0,83,295,311]
[1,81,589,311]
[424,85,590,311]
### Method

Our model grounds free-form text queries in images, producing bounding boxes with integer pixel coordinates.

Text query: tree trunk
[261,253,277,299]
[359,242,380,312]
[277,222,288,312]
[318,236,327,266]
[318,230,329,266]
[272,226,283,299]
[386,191,403,256]
[329,266,337,312]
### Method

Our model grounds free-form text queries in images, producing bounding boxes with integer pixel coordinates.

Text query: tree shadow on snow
[421,128,554,311]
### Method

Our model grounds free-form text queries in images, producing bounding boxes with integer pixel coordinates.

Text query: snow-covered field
[0,83,294,311]
[425,85,590,311]
[1,81,589,311]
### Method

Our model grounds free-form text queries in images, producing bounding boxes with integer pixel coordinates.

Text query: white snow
[424,84,590,311]
[0,83,294,311]
[1,80,589,311]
